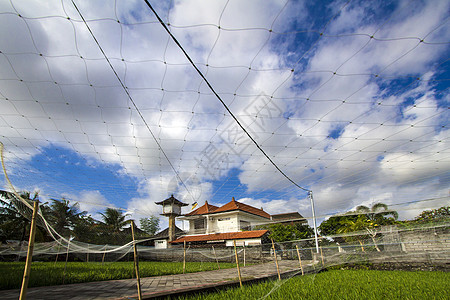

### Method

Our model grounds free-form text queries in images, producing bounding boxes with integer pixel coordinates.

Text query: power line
[70,0,196,202]
[143,0,310,193]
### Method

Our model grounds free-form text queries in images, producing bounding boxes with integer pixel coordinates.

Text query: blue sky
[0,0,449,229]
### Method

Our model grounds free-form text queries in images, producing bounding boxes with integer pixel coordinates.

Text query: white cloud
[0,0,448,228]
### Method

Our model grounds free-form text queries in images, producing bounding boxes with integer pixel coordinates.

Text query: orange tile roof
[184,201,219,216]
[212,198,271,219]
[171,230,268,244]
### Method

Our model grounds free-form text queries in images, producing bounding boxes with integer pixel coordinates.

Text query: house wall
[154,239,167,249]
[209,213,238,233]
[185,211,270,235]
[206,212,269,234]
[225,238,263,247]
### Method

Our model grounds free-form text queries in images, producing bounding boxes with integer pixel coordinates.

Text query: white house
[171,197,305,247]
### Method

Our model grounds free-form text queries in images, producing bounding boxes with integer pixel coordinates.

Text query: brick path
[0,260,311,299]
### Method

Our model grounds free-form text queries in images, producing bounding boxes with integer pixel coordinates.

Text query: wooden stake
[233,240,242,288]
[212,246,220,270]
[131,220,142,300]
[102,246,106,264]
[54,242,60,266]
[320,246,324,267]
[62,237,72,284]
[183,240,186,274]
[271,239,281,281]
[295,245,304,276]
[19,200,39,300]
[243,244,246,267]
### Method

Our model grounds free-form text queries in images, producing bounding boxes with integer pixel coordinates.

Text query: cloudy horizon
[0,0,448,230]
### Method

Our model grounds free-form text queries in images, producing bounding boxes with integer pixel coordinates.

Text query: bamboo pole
[271,239,281,281]
[212,246,220,270]
[183,240,186,274]
[102,246,106,264]
[62,236,72,284]
[320,246,324,267]
[19,200,39,300]
[233,240,242,288]
[295,245,304,276]
[131,220,142,300]
[243,244,246,267]
[54,242,60,266]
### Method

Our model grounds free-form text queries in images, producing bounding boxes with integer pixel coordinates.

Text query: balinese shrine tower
[155,195,188,245]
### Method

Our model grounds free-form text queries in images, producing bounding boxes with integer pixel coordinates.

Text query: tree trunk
[358,240,365,252]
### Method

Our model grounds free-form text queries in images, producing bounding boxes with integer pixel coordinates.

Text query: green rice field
[181,269,449,300]
[0,261,236,290]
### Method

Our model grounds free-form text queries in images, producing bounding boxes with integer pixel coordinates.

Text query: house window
[218,217,230,221]
[240,220,250,230]
[194,218,205,229]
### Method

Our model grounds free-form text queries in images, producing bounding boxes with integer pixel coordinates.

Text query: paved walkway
[0,260,311,299]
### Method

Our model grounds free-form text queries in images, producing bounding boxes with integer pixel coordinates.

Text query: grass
[0,261,236,290]
[180,269,450,299]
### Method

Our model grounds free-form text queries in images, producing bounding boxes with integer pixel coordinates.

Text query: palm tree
[0,190,38,242]
[100,208,129,232]
[355,203,398,251]
[337,215,369,252]
[46,198,86,238]
[356,203,398,225]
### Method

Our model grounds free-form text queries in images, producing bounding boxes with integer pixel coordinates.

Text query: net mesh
[0,0,449,296]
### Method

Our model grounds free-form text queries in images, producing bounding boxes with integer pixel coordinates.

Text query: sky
[0,0,449,230]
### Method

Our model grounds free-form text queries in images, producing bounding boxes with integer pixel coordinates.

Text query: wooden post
[320,246,324,267]
[183,241,186,274]
[212,246,220,270]
[131,220,142,300]
[233,240,242,288]
[54,242,60,266]
[62,237,72,284]
[271,239,281,281]
[19,200,39,300]
[87,244,89,263]
[243,244,246,267]
[295,245,304,276]
[102,246,106,264]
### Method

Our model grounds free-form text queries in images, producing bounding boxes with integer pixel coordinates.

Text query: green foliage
[140,216,160,235]
[0,190,49,243]
[258,223,313,242]
[0,261,237,289]
[319,215,357,239]
[180,270,450,300]
[45,198,87,238]
[356,203,398,226]
[414,206,449,224]
[319,203,398,237]
[100,208,129,232]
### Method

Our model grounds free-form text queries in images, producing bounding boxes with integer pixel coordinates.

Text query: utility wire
[143,0,310,193]
[70,0,196,202]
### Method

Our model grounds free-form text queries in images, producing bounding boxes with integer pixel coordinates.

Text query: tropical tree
[100,208,129,232]
[413,206,449,224]
[1,190,39,242]
[45,198,86,238]
[140,216,160,235]
[257,222,314,243]
[337,215,370,252]
[319,214,358,243]
[355,203,398,225]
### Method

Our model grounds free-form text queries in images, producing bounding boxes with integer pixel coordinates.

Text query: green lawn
[0,261,235,290]
[181,269,450,299]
